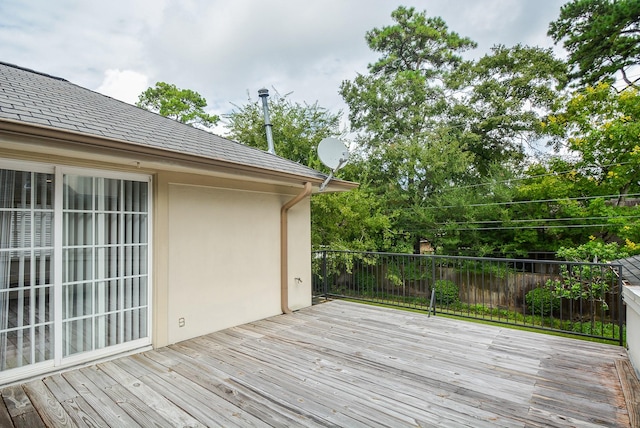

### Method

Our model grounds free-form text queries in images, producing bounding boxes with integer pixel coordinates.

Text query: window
[0,169,54,370]
[0,164,151,379]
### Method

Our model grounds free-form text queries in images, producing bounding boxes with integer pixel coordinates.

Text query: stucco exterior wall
[287,195,312,311]
[623,286,640,377]
[154,172,312,346]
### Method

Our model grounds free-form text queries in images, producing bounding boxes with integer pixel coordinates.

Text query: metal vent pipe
[258,88,275,155]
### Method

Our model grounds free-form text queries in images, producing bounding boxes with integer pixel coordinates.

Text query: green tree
[542,83,640,248]
[137,82,220,127]
[546,239,628,320]
[340,6,568,254]
[546,83,640,202]
[548,0,640,90]
[511,159,611,252]
[311,185,402,252]
[225,92,340,168]
[339,7,480,252]
[557,239,629,262]
[340,6,476,148]
[419,44,566,256]
[224,93,399,252]
[449,44,567,170]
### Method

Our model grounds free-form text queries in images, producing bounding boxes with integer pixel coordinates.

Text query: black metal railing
[312,251,624,345]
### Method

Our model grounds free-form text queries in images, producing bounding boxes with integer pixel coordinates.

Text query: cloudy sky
[0,0,567,132]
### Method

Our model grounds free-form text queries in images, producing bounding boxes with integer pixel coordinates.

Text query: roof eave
[0,118,358,192]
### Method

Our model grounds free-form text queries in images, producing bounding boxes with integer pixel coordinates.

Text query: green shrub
[433,280,459,305]
[525,287,560,316]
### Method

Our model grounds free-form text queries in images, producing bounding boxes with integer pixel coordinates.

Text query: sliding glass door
[62,175,149,357]
[0,163,150,379]
[0,169,54,371]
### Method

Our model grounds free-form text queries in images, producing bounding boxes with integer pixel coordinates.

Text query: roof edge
[0,118,358,191]
[0,61,67,81]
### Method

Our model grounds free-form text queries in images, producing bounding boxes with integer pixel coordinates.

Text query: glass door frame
[55,165,153,368]
[0,159,153,384]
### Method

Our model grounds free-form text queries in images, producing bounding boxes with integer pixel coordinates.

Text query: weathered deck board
[150,346,330,427]
[1,384,46,428]
[0,300,635,427]
[61,367,140,426]
[248,332,534,426]
[199,332,508,427]
[97,360,207,428]
[115,354,266,428]
[42,373,109,427]
[59,395,109,428]
[22,380,76,428]
[0,394,13,428]
[616,359,640,428]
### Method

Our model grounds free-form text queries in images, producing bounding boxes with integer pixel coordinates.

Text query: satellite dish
[317,137,349,191]
[318,137,349,170]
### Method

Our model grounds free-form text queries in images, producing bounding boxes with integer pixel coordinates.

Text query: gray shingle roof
[614,255,640,287]
[0,62,328,181]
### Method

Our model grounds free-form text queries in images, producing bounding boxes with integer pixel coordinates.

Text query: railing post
[428,285,436,317]
[322,250,328,297]
[618,264,624,347]
[431,256,436,314]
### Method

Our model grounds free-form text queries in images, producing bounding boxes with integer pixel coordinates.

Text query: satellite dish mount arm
[319,157,348,191]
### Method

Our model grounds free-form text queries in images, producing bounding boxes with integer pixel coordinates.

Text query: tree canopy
[137,82,220,127]
[548,0,640,90]
[225,92,340,169]
[337,6,570,254]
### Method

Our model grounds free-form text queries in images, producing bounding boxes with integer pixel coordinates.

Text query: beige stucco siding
[623,286,640,377]
[287,195,313,311]
[156,174,312,346]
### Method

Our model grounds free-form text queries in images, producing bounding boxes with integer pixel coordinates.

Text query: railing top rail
[312,249,623,269]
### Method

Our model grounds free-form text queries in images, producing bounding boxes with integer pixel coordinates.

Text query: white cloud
[96,69,149,105]
[0,0,568,121]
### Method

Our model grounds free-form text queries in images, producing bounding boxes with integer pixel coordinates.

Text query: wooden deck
[0,300,636,427]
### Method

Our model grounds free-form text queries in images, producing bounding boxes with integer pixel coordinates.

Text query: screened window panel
[34,212,53,248]
[95,213,120,245]
[63,283,93,318]
[34,174,53,209]
[8,289,33,329]
[62,174,149,357]
[124,181,148,212]
[64,318,93,357]
[0,169,54,371]
[63,248,93,283]
[95,178,121,212]
[64,176,93,211]
[95,247,119,279]
[63,213,93,246]
[1,330,34,369]
[2,170,30,209]
[33,249,52,285]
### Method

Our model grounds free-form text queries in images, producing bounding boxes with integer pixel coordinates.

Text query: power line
[425,223,622,232]
[434,215,640,226]
[426,192,640,209]
[436,160,636,193]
